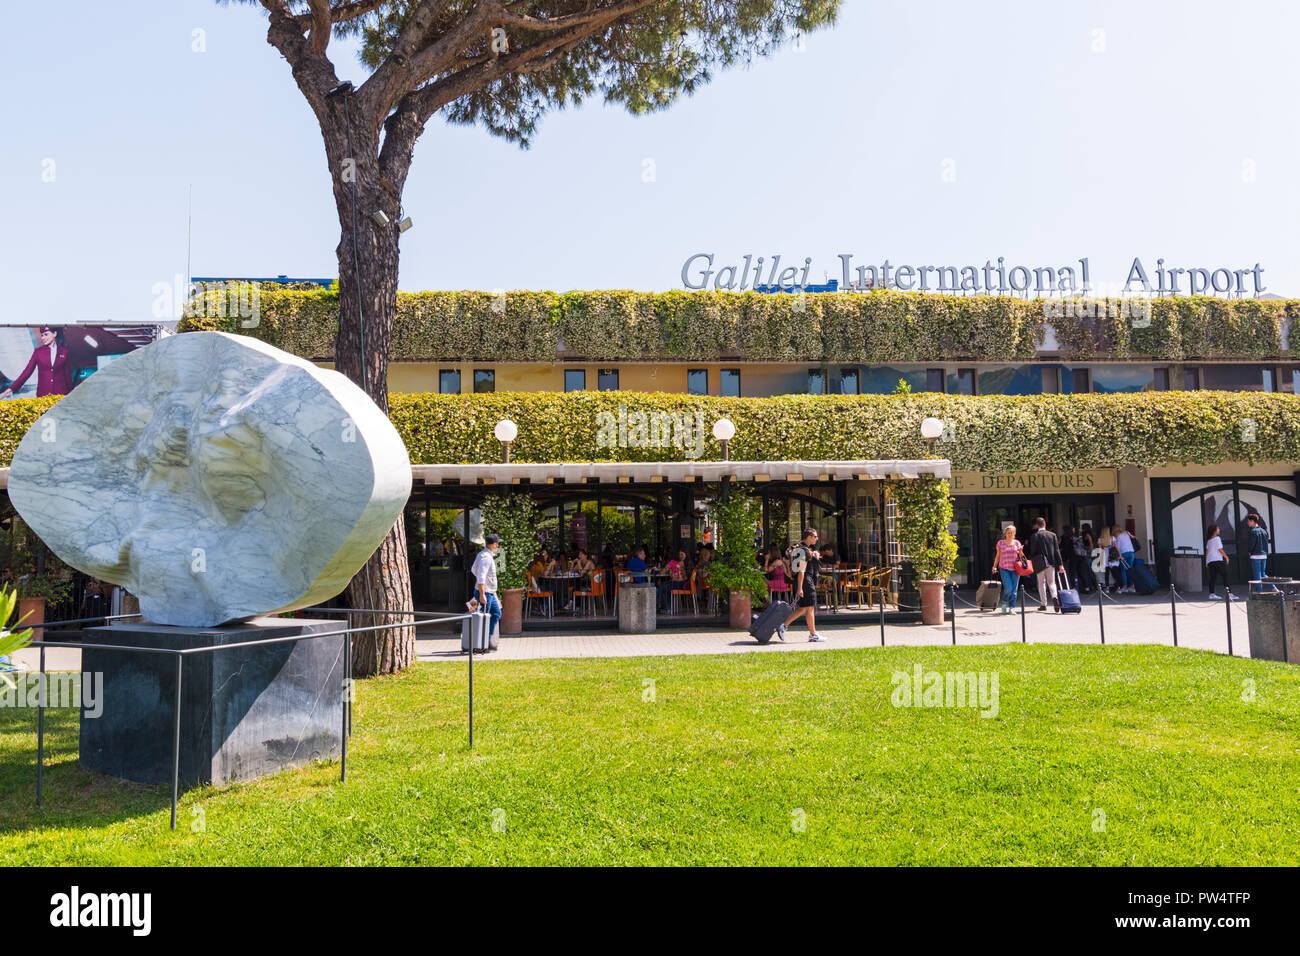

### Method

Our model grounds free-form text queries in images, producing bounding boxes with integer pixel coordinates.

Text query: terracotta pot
[499,588,524,636]
[918,579,946,626]
[728,591,752,629]
[18,596,44,643]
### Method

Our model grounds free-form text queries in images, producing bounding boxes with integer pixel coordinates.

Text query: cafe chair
[611,571,633,617]
[574,571,606,617]
[670,569,698,616]
[864,567,896,609]
[525,574,553,619]
[843,568,872,608]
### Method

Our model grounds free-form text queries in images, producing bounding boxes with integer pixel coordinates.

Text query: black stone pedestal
[79,617,347,788]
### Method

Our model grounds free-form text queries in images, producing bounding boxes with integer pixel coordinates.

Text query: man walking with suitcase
[1027,518,1066,613]
[472,534,503,642]
[780,528,825,642]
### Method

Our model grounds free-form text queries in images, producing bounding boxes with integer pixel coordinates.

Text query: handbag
[1016,555,1035,577]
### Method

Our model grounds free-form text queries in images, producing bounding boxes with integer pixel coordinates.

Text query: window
[952,369,976,395]
[687,369,708,395]
[720,368,741,397]
[438,369,460,394]
[1262,368,1277,392]
[1070,368,1092,394]
[564,369,586,392]
[808,368,826,395]
[1184,367,1201,390]
[1153,368,1170,391]
[838,367,860,395]
[1041,367,1060,394]
[598,368,619,391]
[925,369,945,393]
[1202,365,1267,391]
[473,369,495,393]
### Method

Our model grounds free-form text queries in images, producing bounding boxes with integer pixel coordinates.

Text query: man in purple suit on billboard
[2,326,73,399]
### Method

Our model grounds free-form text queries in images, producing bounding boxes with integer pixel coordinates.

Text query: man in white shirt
[471,534,502,640]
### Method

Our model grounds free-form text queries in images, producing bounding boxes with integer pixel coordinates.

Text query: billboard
[0,325,157,401]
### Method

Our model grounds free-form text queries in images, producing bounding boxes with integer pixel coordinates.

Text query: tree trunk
[325,111,416,677]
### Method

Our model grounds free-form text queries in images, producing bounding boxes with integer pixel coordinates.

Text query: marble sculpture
[8,331,412,626]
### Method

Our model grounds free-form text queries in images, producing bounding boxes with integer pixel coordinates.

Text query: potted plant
[0,585,34,682]
[709,491,769,628]
[479,494,556,636]
[889,478,958,625]
[13,572,72,642]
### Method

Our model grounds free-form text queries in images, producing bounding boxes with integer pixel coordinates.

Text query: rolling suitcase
[1129,559,1158,595]
[461,609,498,652]
[975,580,1002,609]
[749,600,792,644]
[1057,572,1081,614]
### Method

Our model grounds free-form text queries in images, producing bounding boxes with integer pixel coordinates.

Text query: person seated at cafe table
[625,546,650,584]
[657,549,690,611]
[572,548,595,575]
[544,550,568,575]
[528,552,547,581]
[820,545,838,568]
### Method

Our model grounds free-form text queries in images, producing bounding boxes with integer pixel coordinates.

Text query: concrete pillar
[618,583,657,634]
[1246,588,1300,663]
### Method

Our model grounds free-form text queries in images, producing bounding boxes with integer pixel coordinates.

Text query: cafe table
[541,572,585,613]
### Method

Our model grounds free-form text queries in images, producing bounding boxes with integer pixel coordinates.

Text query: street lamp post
[920,416,944,456]
[494,418,517,464]
[713,417,736,462]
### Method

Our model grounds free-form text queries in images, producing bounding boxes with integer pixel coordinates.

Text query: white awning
[0,459,950,491]
[409,459,950,485]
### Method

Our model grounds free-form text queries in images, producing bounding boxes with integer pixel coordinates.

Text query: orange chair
[670,569,698,616]
[574,571,606,616]
[525,574,553,619]
[611,571,633,617]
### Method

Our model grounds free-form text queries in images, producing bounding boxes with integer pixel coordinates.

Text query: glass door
[1017,502,1052,540]
[953,504,975,586]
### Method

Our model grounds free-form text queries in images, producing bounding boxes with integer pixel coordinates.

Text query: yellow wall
[387,361,809,396]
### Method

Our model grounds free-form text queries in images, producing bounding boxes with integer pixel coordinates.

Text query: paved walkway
[417,591,1257,661]
[7,592,1258,670]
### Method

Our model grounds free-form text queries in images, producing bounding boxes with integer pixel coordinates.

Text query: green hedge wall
[2,392,1295,473]
[0,397,60,468]
[388,391,1300,471]
[179,288,1296,363]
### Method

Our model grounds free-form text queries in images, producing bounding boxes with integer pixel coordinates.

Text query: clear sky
[2,0,1297,323]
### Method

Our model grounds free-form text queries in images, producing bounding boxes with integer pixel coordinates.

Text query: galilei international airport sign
[680,254,1267,297]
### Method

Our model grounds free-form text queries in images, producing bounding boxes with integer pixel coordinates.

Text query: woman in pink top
[992,525,1024,613]
[763,545,790,597]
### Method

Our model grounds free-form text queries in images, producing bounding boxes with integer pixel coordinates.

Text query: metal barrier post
[879,598,885,646]
[171,654,183,832]
[341,631,349,784]
[1019,579,1026,643]
[36,646,45,808]
[1097,582,1105,645]
[949,584,957,645]
[1170,584,1178,647]
[1279,591,1291,665]
[1225,587,1234,656]
[468,615,476,749]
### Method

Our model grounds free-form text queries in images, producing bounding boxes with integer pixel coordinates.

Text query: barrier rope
[1171,589,1235,610]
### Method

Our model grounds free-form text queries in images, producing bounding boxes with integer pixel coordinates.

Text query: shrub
[177,288,1297,362]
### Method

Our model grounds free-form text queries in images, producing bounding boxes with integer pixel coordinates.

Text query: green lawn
[2,644,1298,865]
